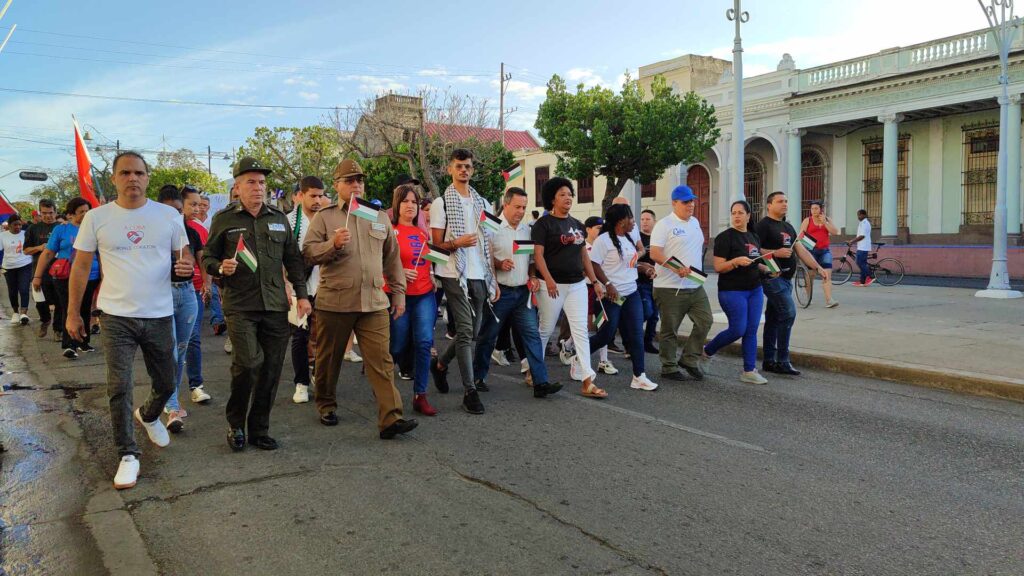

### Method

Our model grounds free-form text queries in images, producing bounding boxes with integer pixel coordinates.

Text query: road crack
[124,469,313,508]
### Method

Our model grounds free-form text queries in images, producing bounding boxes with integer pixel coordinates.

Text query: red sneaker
[864,277,876,286]
[413,394,438,416]
[852,282,864,287]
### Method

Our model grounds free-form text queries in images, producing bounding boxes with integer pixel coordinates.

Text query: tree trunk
[601,177,630,214]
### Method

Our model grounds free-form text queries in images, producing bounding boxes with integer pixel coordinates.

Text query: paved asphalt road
[2,320,1023,576]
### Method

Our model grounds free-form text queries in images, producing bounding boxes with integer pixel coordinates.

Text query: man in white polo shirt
[648,185,713,381]
[67,151,193,490]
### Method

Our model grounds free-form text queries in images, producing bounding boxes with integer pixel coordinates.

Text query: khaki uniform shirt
[303,201,406,313]
[203,202,308,313]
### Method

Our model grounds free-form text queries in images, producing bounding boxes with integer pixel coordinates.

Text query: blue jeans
[637,282,658,348]
[390,292,437,395]
[590,291,645,377]
[187,291,204,389]
[762,277,796,365]
[705,287,764,372]
[165,282,199,412]
[473,285,549,385]
[856,250,872,283]
[209,283,225,326]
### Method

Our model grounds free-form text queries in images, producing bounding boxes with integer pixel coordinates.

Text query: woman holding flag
[581,203,658,391]
[387,184,439,416]
[798,201,839,308]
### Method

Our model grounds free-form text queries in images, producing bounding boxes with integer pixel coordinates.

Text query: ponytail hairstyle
[601,203,633,258]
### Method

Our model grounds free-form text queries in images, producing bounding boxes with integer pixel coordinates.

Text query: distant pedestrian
[0,214,33,325]
[798,201,839,307]
[851,209,874,287]
[24,199,60,338]
[637,208,659,354]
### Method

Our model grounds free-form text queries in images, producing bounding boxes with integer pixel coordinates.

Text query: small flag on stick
[235,235,258,272]
[512,240,535,255]
[479,210,502,232]
[502,163,523,182]
[349,196,380,222]
[594,305,608,329]
[686,267,708,286]
[662,256,686,272]
[763,253,781,274]
[422,244,451,266]
[798,233,817,251]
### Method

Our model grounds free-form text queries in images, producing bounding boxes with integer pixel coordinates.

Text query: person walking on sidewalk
[1,214,34,326]
[851,209,875,287]
[204,157,311,452]
[303,159,418,439]
[429,149,499,415]
[648,185,713,382]
[798,201,839,307]
[704,200,769,385]
[24,199,59,337]
[637,209,659,354]
[180,186,213,405]
[66,151,193,490]
[287,177,328,404]
[472,187,562,399]
[755,192,827,376]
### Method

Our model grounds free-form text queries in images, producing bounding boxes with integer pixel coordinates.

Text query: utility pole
[727,0,750,203]
[207,145,212,174]
[499,62,514,146]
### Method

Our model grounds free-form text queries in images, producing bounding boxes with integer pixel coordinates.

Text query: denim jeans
[762,277,796,364]
[590,291,645,377]
[209,283,225,326]
[473,285,549,385]
[705,287,764,372]
[4,263,32,310]
[187,290,204,389]
[390,292,437,394]
[438,277,488,391]
[856,250,872,283]
[637,282,659,349]
[101,314,176,457]
[165,282,199,412]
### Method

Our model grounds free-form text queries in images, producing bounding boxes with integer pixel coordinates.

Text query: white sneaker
[520,358,529,374]
[491,349,510,366]
[134,408,170,447]
[224,340,233,354]
[740,370,769,385]
[569,355,582,381]
[597,360,619,375]
[190,386,211,404]
[825,300,839,309]
[113,455,139,489]
[292,383,309,404]
[344,349,363,363]
[630,373,658,391]
[558,339,575,366]
[9,316,19,325]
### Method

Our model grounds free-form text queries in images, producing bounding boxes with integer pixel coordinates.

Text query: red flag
[0,192,16,217]
[72,116,101,208]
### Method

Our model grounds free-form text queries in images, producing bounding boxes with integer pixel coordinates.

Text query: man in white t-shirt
[648,185,713,381]
[851,209,874,286]
[67,151,193,490]
[286,177,327,403]
[429,148,499,415]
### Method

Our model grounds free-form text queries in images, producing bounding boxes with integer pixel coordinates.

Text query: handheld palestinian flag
[422,244,451,266]
[479,210,502,232]
[235,235,258,272]
[593,306,608,329]
[349,196,380,222]
[503,163,524,182]
[613,295,626,306]
[798,233,817,251]
[686,267,708,286]
[512,240,536,255]
[763,253,781,274]
[663,256,686,272]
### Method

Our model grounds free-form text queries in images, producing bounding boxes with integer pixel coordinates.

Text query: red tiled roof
[423,123,540,151]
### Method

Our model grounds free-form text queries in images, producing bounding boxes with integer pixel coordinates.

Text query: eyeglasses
[336,175,365,184]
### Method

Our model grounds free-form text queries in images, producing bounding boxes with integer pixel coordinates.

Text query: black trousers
[225,311,290,437]
[35,273,60,325]
[290,295,315,385]
[55,278,98,349]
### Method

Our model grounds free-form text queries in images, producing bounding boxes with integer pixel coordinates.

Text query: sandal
[581,380,608,399]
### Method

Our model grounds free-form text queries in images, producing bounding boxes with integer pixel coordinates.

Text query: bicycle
[832,242,905,286]
[794,261,814,308]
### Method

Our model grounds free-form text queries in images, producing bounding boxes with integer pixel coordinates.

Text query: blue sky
[0,0,984,200]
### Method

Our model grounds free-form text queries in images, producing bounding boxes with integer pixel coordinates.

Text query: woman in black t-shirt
[532,177,607,399]
[704,200,772,385]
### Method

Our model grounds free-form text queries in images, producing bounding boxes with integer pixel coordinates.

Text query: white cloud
[284,76,319,87]
[502,79,547,100]
[453,75,481,84]
[340,75,409,94]
[418,68,448,77]
[297,91,320,102]
[566,67,606,88]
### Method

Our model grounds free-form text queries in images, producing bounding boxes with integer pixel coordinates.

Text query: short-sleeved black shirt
[637,231,654,285]
[531,213,587,284]
[25,222,58,268]
[754,216,798,279]
[714,228,762,291]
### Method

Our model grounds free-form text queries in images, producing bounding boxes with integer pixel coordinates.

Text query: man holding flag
[204,157,311,452]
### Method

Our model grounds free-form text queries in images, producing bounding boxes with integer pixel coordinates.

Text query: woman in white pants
[532,177,608,399]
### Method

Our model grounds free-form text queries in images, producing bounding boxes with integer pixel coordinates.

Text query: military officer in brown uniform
[303,159,418,439]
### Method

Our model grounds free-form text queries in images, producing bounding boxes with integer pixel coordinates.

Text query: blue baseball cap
[671,185,696,202]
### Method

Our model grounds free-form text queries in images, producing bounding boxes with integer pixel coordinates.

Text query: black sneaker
[607,342,625,355]
[90,324,100,335]
[431,361,449,394]
[504,348,518,363]
[379,418,418,439]
[473,379,490,392]
[682,364,704,381]
[398,371,412,381]
[533,381,563,398]
[78,343,96,353]
[660,371,687,382]
[762,361,780,374]
[62,348,78,359]
[462,390,485,414]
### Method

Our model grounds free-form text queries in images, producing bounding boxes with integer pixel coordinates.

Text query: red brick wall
[829,245,1024,278]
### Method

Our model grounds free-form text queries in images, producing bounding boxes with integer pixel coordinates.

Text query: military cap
[332,159,364,180]
[233,157,272,178]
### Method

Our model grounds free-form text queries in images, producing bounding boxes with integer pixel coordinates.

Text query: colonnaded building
[516,26,1024,278]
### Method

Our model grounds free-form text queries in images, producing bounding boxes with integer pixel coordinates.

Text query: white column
[832,137,848,233]
[786,128,804,222]
[879,113,904,237]
[1007,94,1021,235]
[927,118,944,233]
[719,136,733,228]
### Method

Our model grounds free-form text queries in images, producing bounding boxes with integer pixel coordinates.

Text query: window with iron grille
[577,175,594,204]
[744,154,765,218]
[641,181,657,198]
[535,166,549,207]
[800,149,827,221]
[962,122,999,225]
[861,135,910,229]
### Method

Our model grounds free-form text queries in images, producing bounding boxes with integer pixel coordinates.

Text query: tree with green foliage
[534,73,720,212]
[360,155,409,207]
[236,126,342,198]
[423,138,514,205]
[147,149,226,199]
[29,168,81,209]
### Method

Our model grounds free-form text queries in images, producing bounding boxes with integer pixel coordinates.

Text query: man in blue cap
[647,185,713,381]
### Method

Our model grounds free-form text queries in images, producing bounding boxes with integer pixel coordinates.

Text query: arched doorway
[686,165,711,241]
[801,149,826,220]
[744,154,766,218]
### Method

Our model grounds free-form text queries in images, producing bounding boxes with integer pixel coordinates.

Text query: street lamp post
[727,0,749,203]
[977,0,1023,298]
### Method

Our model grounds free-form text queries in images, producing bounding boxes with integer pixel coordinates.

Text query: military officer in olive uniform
[204,157,312,452]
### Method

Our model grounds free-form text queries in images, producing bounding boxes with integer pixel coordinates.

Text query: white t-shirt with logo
[74,200,188,318]
[650,212,705,290]
[287,208,320,297]
[856,218,872,251]
[430,194,490,280]
[0,231,32,269]
[590,232,639,296]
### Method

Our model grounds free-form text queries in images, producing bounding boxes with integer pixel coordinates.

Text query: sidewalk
[692,278,1024,402]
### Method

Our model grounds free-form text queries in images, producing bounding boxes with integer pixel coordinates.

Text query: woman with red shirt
[387,184,439,416]
[798,201,840,308]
